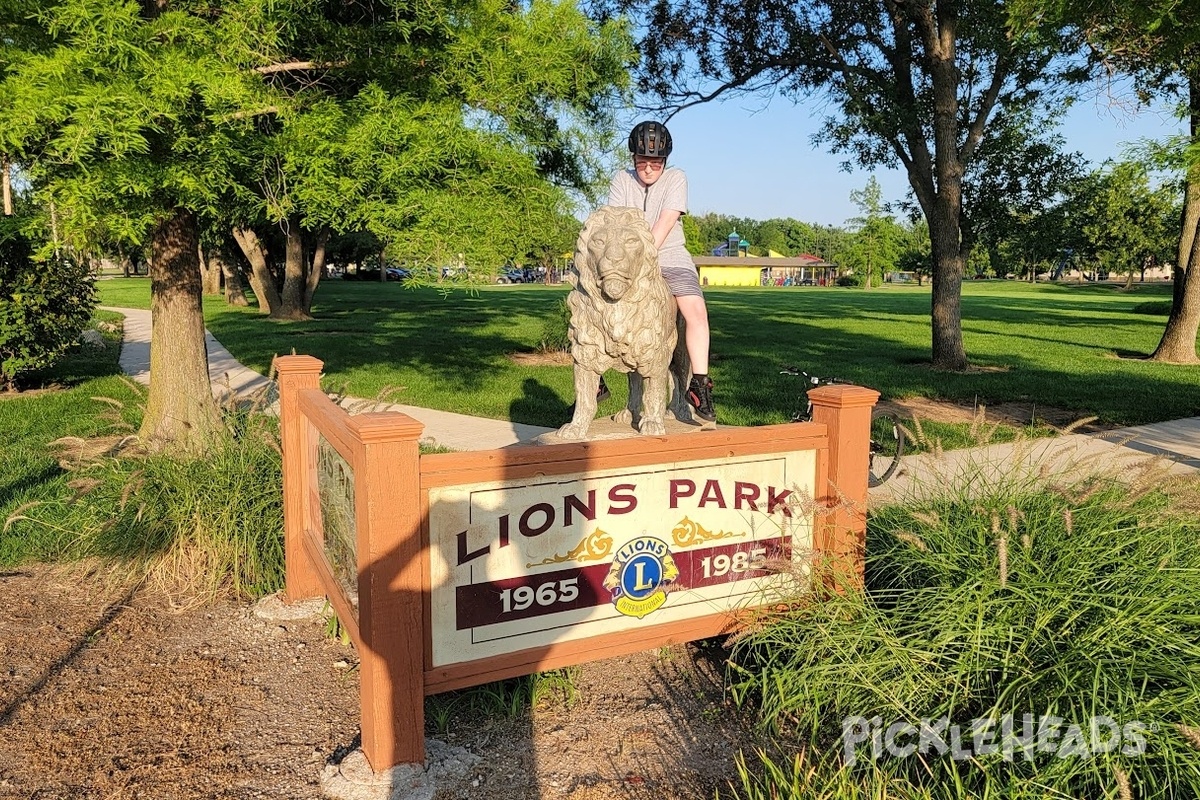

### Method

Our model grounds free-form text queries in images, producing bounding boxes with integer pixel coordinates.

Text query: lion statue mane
[557,205,691,439]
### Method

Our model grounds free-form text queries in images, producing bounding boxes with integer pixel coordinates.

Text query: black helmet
[628,121,673,158]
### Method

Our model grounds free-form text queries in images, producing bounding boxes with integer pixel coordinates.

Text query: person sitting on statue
[593,120,715,422]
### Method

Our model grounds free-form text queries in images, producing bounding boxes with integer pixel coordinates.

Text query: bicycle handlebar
[780,366,831,385]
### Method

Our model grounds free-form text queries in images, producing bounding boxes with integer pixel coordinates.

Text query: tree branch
[658,68,787,120]
[958,58,1008,165]
[224,106,280,121]
[254,60,346,75]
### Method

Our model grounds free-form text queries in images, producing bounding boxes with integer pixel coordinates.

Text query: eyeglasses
[634,158,665,172]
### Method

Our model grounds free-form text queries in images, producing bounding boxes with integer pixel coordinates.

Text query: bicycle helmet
[628,121,673,158]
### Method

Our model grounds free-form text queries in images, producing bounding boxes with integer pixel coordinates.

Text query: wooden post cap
[274,354,324,375]
[807,384,880,409]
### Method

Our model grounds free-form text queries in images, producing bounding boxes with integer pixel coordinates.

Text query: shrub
[728,479,1200,800]
[0,222,96,389]
[835,274,860,287]
[537,297,571,353]
[1131,300,1172,316]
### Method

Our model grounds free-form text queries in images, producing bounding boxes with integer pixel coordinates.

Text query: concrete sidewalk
[105,307,1200,475]
[872,418,1200,504]
[103,307,555,451]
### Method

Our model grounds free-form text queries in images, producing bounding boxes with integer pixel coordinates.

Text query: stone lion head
[573,205,658,303]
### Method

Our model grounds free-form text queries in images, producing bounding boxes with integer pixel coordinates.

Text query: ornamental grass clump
[727,476,1200,800]
[4,385,285,604]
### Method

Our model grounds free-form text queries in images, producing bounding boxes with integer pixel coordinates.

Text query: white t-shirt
[606,167,695,272]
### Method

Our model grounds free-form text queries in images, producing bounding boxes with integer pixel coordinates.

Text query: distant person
[598,120,715,422]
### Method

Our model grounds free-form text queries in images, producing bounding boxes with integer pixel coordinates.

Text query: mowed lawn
[97,278,1200,428]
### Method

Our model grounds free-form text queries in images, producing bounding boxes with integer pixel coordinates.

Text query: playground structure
[276,355,877,772]
[693,253,838,287]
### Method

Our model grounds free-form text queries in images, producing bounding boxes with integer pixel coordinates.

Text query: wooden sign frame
[276,355,876,771]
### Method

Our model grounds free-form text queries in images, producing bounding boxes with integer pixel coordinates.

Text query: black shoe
[596,377,611,403]
[687,375,715,422]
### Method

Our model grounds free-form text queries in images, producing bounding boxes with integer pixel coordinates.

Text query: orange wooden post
[350,412,427,769]
[808,384,879,591]
[276,355,325,601]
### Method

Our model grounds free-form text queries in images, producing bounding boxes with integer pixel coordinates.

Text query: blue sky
[640,91,1186,227]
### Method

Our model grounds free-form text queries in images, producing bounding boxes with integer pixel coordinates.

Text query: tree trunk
[1173,185,1198,306]
[1151,213,1200,363]
[1172,80,1200,311]
[277,218,312,320]
[118,244,131,278]
[1150,76,1200,364]
[929,200,968,370]
[199,241,222,295]
[2,157,11,216]
[303,227,329,316]
[139,208,222,454]
[212,246,249,307]
[906,3,971,372]
[232,227,282,315]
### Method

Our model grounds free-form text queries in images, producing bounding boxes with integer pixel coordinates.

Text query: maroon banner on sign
[455,564,609,630]
[455,536,791,631]
[673,537,789,591]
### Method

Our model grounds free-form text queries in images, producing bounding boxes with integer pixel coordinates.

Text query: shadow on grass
[0,465,64,509]
[197,282,1200,428]
[510,378,571,427]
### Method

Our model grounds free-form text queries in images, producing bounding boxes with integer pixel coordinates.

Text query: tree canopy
[1007,0,1200,362]
[601,0,1086,368]
[0,0,635,450]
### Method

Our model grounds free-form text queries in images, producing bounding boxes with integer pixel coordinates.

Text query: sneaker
[687,375,715,422]
[596,376,611,403]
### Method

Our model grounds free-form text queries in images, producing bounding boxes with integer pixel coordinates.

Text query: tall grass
[727,474,1200,799]
[4,385,286,603]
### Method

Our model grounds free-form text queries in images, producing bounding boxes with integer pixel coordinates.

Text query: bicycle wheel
[868,409,905,487]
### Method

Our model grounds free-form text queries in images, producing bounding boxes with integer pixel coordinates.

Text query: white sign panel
[427,451,816,668]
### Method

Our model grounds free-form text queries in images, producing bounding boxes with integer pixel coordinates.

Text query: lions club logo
[603,536,679,619]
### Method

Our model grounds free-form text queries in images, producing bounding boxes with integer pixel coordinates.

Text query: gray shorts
[663,267,703,297]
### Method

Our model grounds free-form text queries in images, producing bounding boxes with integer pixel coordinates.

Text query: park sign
[427,451,814,668]
[276,355,877,771]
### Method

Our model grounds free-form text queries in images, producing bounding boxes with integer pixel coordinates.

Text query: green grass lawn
[0,313,144,563]
[97,277,1200,428]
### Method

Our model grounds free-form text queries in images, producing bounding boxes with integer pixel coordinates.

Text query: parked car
[386,267,411,281]
[496,269,529,284]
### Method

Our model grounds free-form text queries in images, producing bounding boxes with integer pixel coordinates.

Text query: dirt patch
[0,387,64,400]
[0,563,761,799]
[508,351,573,367]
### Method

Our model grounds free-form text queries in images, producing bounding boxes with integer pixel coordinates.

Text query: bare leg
[676,295,709,375]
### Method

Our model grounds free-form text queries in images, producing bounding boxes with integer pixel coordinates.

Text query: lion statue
[557,205,692,439]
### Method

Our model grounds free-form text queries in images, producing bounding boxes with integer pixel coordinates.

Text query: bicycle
[780,366,906,487]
